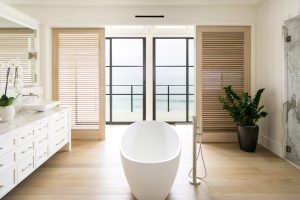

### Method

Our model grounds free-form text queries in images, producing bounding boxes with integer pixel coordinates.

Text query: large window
[106,38,146,124]
[153,38,194,123]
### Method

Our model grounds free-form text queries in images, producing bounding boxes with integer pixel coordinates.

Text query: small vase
[0,105,16,122]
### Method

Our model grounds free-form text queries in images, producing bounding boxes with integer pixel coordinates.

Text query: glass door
[286,21,300,166]
[153,38,194,123]
[106,38,146,124]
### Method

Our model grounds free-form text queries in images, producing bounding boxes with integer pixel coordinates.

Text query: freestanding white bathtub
[120,121,181,200]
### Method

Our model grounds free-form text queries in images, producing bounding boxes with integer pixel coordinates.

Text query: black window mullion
[143,38,146,120]
[153,37,193,124]
[109,38,113,124]
[107,37,146,124]
[153,38,156,120]
[186,38,189,123]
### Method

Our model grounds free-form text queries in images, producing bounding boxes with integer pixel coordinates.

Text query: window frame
[52,28,106,140]
[195,26,251,142]
[153,37,194,124]
[105,37,146,124]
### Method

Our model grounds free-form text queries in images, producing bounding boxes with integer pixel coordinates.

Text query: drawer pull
[38,137,47,144]
[0,185,4,188]
[21,146,32,154]
[38,125,48,131]
[55,127,65,133]
[21,163,32,172]
[21,132,33,140]
[56,138,65,146]
[0,147,3,150]
[38,152,48,159]
[0,164,3,167]
[56,117,65,122]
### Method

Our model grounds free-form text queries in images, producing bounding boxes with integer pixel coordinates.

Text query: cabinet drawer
[54,112,68,126]
[35,146,48,167]
[17,141,34,161]
[18,155,35,182]
[0,165,17,199]
[0,151,16,173]
[0,135,17,157]
[18,128,34,146]
[34,132,48,150]
[50,124,67,139]
[49,133,68,156]
[34,121,49,136]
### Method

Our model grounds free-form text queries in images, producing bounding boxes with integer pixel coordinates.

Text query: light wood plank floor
[3,125,300,200]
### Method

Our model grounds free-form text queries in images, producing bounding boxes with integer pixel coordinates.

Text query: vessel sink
[23,101,59,112]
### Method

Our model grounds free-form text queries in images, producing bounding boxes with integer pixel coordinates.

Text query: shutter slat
[201,29,249,132]
[57,32,100,129]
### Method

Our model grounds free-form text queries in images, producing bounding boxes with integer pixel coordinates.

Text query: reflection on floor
[4,125,300,200]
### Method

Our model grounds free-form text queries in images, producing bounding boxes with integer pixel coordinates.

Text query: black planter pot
[237,125,259,152]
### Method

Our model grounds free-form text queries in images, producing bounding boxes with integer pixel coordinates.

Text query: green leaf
[253,88,265,107]
[7,97,14,106]
[1,94,8,101]
[0,94,17,107]
[219,86,268,126]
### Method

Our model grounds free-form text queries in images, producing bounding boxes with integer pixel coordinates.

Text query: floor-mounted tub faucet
[189,116,205,185]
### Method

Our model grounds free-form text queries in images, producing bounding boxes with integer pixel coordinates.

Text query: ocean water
[105,94,194,122]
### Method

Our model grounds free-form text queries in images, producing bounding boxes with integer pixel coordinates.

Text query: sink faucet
[22,92,39,98]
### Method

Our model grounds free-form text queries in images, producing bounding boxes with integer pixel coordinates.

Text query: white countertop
[0,106,70,136]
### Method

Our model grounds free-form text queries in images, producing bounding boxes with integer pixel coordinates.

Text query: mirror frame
[0,2,39,30]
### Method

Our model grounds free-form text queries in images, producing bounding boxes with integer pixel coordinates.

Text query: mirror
[0,15,37,88]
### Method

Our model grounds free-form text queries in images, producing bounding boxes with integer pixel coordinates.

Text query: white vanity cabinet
[0,107,71,199]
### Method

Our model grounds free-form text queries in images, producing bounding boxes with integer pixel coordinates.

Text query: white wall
[6,0,300,159]
[13,4,257,101]
[11,2,293,158]
[15,5,256,26]
[255,0,300,157]
[14,4,288,147]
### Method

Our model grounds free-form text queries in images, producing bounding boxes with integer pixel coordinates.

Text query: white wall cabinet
[0,107,71,199]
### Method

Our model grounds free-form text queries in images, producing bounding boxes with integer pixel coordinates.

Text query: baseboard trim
[72,129,104,140]
[284,158,300,169]
[258,134,283,157]
[202,132,238,143]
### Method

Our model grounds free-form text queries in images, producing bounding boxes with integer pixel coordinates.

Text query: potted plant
[219,86,268,152]
[0,61,22,122]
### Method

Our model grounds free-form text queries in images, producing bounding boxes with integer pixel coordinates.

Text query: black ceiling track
[135,15,165,18]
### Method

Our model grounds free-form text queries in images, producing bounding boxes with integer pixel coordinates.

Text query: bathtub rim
[120,120,182,165]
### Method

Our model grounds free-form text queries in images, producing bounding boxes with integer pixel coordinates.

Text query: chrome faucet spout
[22,92,39,98]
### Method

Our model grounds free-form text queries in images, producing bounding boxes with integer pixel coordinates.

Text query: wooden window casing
[196,26,251,141]
[52,28,105,140]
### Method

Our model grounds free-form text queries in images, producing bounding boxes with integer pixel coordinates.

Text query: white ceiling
[1,0,261,6]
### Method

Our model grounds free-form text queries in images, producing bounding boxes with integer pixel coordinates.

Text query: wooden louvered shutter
[52,28,105,140]
[196,26,250,141]
[0,28,36,87]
